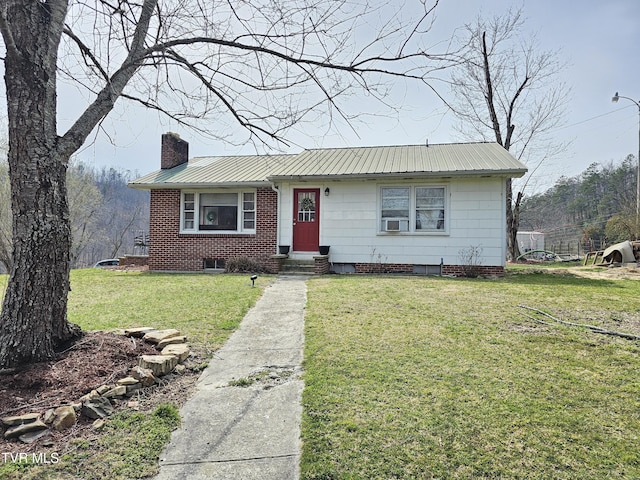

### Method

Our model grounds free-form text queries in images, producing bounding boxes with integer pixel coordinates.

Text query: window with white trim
[415,187,445,231]
[183,193,195,230]
[380,186,446,233]
[242,192,256,230]
[181,191,256,233]
[381,187,410,232]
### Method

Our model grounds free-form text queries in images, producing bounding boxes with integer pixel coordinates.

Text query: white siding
[277,177,507,267]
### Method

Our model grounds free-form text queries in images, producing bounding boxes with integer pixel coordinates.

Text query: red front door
[293,189,320,251]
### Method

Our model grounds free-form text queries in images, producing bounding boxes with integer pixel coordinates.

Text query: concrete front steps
[279,258,316,275]
[274,252,331,275]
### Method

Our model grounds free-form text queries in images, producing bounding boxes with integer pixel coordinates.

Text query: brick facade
[352,262,504,277]
[148,187,278,271]
[120,255,149,267]
[354,263,414,274]
[441,264,504,277]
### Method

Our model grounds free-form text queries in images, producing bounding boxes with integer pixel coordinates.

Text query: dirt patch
[0,331,203,456]
[510,264,640,280]
[568,265,640,280]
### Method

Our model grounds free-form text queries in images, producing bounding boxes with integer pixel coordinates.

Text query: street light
[612,92,640,222]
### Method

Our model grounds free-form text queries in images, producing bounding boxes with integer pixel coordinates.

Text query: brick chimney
[161,132,189,169]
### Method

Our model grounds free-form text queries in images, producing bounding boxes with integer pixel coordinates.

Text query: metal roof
[130,154,296,188]
[129,142,527,188]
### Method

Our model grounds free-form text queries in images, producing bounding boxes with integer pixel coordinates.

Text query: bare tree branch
[59,0,159,157]
[481,31,502,146]
[37,0,460,159]
[520,305,640,341]
[447,7,569,261]
[0,5,19,59]
[63,25,110,82]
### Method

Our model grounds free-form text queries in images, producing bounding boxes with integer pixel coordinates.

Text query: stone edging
[0,327,191,445]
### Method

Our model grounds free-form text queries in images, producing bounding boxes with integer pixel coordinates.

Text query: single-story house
[129,133,527,275]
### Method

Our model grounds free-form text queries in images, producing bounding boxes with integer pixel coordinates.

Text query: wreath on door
[301,197,314,211]
[206,209,218,224]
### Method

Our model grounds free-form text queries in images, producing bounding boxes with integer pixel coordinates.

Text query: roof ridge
[190,152,299,161]
[302,142,497,152]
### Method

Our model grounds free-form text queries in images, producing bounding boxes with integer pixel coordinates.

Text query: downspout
[271,183,281,254]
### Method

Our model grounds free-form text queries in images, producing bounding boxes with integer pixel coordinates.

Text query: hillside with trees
[519,154,638,254]
[0,160,149,272]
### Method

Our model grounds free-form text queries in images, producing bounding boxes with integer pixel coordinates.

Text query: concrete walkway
[155,275,308,480]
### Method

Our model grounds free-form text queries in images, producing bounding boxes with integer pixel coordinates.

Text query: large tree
[0,0,451,368]
[449,8,567,261]
[0,143,9,273]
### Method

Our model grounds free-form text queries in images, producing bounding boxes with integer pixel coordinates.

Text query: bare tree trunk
[0,163,10,272]
[506,179,523,261]
[481,32,521,262]
[0,1,81,369]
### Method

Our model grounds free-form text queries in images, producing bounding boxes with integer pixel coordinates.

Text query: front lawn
[3,268,640,478]
[68,268,265,352]
[0,269,267,480]
[301,273,640,479]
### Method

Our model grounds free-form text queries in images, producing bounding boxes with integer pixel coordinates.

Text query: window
[381,187,410,232]
[181,191,256,233]
[203,258,226,269]
[183,193,195,230]
[200,193,237,230]
[380,185,447,233]
[243,192,256,229]
[297,191,317,222]
[415,187,445,231]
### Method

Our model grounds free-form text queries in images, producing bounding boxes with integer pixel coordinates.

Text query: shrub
[224,256,265,273]
[458,244,484,278]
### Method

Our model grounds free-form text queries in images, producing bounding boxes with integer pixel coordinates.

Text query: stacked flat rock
[0,326,193,444]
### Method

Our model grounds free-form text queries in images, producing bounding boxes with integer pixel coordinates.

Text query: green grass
[0,269,268,479]
[301,273,640,479]
[1,269,266,352]
[65,404,181,479]
[67,269,265,352]
[2,404,181,480]
[3,268,640,478]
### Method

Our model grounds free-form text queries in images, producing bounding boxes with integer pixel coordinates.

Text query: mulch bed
[0,331,201,455]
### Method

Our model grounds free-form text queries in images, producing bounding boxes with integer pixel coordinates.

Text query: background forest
[0,158,149,272]
[520,154,639,254]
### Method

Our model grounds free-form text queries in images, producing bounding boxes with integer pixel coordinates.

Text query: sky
[8,0,640,193]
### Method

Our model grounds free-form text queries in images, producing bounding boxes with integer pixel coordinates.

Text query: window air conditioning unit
[384,219,408,232]
[385,219,401,231]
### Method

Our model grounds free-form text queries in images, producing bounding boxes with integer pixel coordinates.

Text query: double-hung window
[415,187,445,231]
[181,191,256,233]
[381,187,411,232]
[380,185,446,233]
